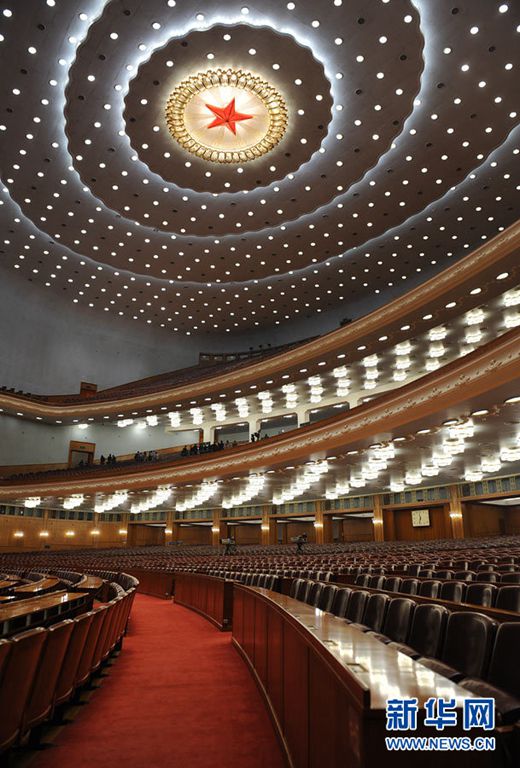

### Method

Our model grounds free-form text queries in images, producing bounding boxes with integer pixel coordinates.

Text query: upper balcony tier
[0,220,519,425]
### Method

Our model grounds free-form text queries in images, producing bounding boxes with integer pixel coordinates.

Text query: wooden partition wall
[173,572,233,630]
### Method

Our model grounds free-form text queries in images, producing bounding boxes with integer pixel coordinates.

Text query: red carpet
[32,595,285,768]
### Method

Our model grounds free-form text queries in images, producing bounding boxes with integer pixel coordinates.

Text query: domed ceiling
[0,0,518,335]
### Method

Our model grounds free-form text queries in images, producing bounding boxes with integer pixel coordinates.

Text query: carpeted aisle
[32,594,285,768]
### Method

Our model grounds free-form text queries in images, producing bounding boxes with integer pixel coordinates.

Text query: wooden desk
[0,590,92,637]
[233,585,494,768]
[11,576,61,596]
[76,574,104,593]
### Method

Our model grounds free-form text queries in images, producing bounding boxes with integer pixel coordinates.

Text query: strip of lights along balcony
[165,68,288,164]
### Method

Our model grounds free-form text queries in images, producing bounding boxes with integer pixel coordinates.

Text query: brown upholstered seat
[0,627,46,754]
[20,619,75,736]
[54,611,94,707]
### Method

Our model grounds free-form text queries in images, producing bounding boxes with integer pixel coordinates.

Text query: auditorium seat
[453,570,476,581]
[368,598,415,644]
[91,601,119,672]
[500,573,520,584]
[348,593,390,633]
[318,584,338,613]
[0,627,47,754]
[0,639,10,674]
[354,574,370,587]
[74,607,108,688]
[419,580,441,598]
[389,604,449,659]
[330,587,352,618]
[495,585,520,613]
[289,578,305,599]
[20,619,75,740]
[459,623,520,724]
[475,572,500,583]
[383,576,402,592]
[305,582,324,607]
[399,578,419,595]
[433,570,454,580]
[53,612,95,709]
[367,575,385,590]
[440,581,465,603]
[417,612,496,682]
[465,583,497,608]
[344,590,369,624]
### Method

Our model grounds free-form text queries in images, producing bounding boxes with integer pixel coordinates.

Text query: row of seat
[0,579,136,757]
[353,574,520,610]
[289,579,520,727]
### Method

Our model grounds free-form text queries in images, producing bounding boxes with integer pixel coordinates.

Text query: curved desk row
[0,591,93,637]
[232,584,494,768]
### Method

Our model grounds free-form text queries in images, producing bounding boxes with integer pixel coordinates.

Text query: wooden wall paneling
[0,514,124,551]
[283,621,309,768]
[341,516,375,542]
[243,588,256,662]
[232,523,261,546]
[462,502,505,537]
[266,605,284,729]
[253,598,268,687]
[505,505,520,534]
[233,585,244,647]
[392,504,450,541]
[309,650,361,768]
[126,523,164,547]
[176,525,211,545]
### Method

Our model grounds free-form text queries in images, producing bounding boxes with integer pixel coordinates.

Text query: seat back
[440,581,465,603]
[331,587,352,618]
[381,598,415,643]
[0,627,46,753]
[289,578,304,599]
[21,619,75,734]
[318,584,338,613]
[500,573,520,584]
[400,578,419,595]
[0,640,11,681]
[355,573,370,587]
[407,604,448,658]
[419,580,441,598]
[383,577,402,592]
[345,590,369,623]
[453,570,476,582]
[54,612,95,706]
[495,585,520,613]
[75,607,108,687]
[361,593,390,632]
[476,572,500,583]
[368,575,385,590]
[440,611,497,678]
[434,570,454,580]
[305,582,324,607]
[487,623,520,696]
[465,583,497,608]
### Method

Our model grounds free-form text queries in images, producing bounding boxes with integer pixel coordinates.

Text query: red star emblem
[205,97,253,135]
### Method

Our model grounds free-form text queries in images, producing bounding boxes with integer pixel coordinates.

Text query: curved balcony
[1,325,519,501]
[0,221,519,422]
